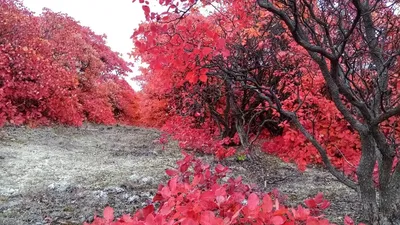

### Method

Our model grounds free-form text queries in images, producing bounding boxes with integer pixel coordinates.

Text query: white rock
[140,177,154,185]
[128,195,140,203]
[93,190,108,200]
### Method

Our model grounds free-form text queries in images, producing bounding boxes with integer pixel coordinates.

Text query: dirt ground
[0,125,359,225]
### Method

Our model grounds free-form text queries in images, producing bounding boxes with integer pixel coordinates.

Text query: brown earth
[0,125,359,225]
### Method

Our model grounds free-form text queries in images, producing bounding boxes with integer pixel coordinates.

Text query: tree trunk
[356,134,400,224]
[357,133,379,224]
[224,79,250,149]
[379,174,400,224]
[235,117,249,149]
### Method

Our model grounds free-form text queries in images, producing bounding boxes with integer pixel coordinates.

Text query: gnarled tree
[134,0,400,223]
[256,0,400,224]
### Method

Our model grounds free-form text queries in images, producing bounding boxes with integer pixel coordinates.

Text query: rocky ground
[0,125,359,225]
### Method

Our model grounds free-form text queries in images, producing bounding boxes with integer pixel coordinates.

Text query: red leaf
[179,162,190,173]
[292,205,309,220]
[161,186,171,198]
[283,222,295,225]
[225,147,236,158]
[222,49,230,58]
[271,216,285,225]
[181,218,197,225]
[344,216,354,225]
[201,190,215,202]
[165,169,178,176]
[247,193,259,211]
[217,39,226,49]
[314,192,324,204]
[146,214,155,225]
[199,73,207,82]
[160,198,174,215]
[262,194,273,213]
[306,217,320,225]
[305,199,317,208]
[191,174,202,186]
[168,176,178,193]
[142,205,155,218]
[142,5,150,18]
[320,200,331,210]
[274,208,288,216]
[185,71,197,84]
[230,208,243,223]
[121,214,133,222]
[215,164,229,174]
[202,47,213,56]
[103,206,114,222]
[200,211,216,225]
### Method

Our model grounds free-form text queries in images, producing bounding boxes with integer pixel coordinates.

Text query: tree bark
[357,133,379,223]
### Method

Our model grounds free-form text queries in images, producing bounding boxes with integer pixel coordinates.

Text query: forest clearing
[0,125,357,225]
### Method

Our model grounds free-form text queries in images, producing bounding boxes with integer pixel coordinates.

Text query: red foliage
[131,0,367,177]
[135,91,169,127]
[161,116,238,160]
[132,4,268,158]
[0,0,139,126]
[108,79,141,125]
[262,74,361,175]
[86,154,364,225]
[79,87,117,125]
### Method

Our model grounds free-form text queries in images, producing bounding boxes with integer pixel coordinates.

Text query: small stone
[47,181,70,192]
[140,202,148,207]
[122,193,130,199]
[141,192,152,198]
[140,177,154,185]
[104,186,125,193]
[48,183,56,189]
[128,195,140,203]
[129,174,140,183]
[93,190,108,200]
[86,215,95,223]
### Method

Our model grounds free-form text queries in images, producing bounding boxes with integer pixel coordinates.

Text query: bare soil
[0,125,359,225]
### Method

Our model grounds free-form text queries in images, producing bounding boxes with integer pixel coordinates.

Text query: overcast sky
[23,0,145,90]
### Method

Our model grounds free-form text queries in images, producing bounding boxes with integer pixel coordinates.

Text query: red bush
[162,116,238,160]
[85,154,365,225]
[0,0,140,127]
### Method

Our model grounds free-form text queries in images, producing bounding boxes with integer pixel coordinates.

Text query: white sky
[23,0,145,90]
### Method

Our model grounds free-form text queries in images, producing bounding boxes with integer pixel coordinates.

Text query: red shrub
[85,154,365,225]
